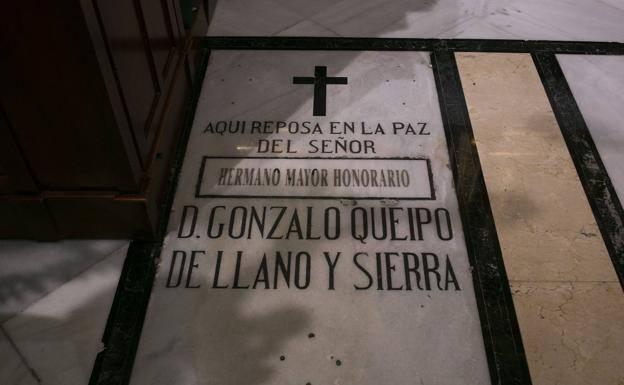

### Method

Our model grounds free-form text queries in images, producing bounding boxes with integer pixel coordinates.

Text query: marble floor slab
[0,240,127,322]
[511,281,624,385]
[0,241,128,385]
[556,55,624,204]
[207,0,624,41]
[131,50,491,385]
[456,52,624,385]
[0,330,38,385]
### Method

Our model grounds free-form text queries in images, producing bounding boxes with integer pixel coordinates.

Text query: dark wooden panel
[0,2,141,191]
[144,54,191,219]
[0,198,58,240]
[135,0,187,166]
[168,0,186,42]
[0,0,204,239]
[141,0,178,80]
[47,197,154,239]
[94,0,160,159]
[0,172,8,194]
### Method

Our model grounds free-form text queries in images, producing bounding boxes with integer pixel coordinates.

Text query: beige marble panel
[456,52,624,385]
[511,282,624,385]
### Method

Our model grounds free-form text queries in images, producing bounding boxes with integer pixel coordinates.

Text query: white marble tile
[0,240,128,322]
[438,17,517,40]
[206,0,304,36]
[206,0,624,41]
[207,0,467,37]
[275,20,339,37]
[0,330,38,385]
[1,245,127,385]
[557,55,624,203]
[596,0,624,12]
[471,0,624,41]
[307,0,464,38]
[272,0,343,19]
[131,51,490,385]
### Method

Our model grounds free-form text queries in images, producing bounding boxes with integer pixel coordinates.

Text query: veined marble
[131,51,491,385]
[456,52,624,385]
[0,240,127,322]
[0,242,128,385]
[207,0,624,42]
[557,55,624,204]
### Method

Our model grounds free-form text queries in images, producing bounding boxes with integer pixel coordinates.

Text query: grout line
[1,325,42,384]
[0,242,130,326]
[319,22,342,38]
[70,242,131,282]
[270,19,310,37]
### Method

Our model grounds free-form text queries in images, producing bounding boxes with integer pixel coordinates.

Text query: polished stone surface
[207,0,624,41]
[0,240,127,322]
[131,51,490,385]
[0,241,128,385]
[456,52,624,385]
[457,53,617,283]
[557,55,624,203]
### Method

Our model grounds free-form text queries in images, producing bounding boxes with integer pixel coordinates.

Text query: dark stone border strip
[431,50,533,385]
[88,48,212,385]
[197,36,624,55]
[89,240,159,385]
[533,52,624,289]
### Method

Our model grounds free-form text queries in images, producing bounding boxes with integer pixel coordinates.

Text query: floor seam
[270,18,311,36]
[1,325,42,384]
[1,241,130,326]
